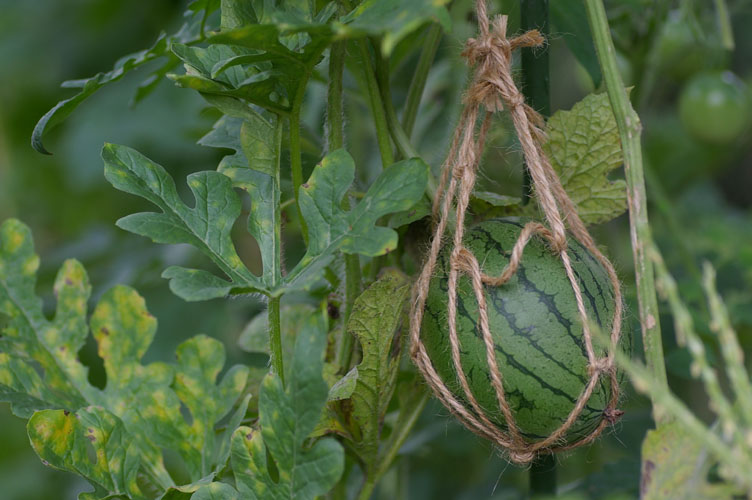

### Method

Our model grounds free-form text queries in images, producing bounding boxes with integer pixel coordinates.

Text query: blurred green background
[1,0,751,498]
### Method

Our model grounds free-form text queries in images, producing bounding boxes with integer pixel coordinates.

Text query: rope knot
[588,358,613,377]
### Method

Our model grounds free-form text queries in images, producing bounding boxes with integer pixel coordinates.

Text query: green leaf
[102,143,266,300]
[198,96,283,289]
[544,92,627,225]
[0,219,250,497]
[220,0,258,29]
[28,407,141,499]
[190,482,240,500]
[328,367,358,401]
[348,270,410,471]
[230,311,344,499]
[31,35,168,154]
[31,2,215,155]
[550,0,601,88]
[173,335,250,478]
[641,423,739,500]
[281,149,428,294]
[342,0,451,55]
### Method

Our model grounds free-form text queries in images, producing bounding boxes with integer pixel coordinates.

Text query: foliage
[2,0,752,498]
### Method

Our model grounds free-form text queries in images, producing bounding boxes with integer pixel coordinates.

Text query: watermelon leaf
[102,143,267,300]
[347,271,410,474]
[230,310,344,499]
[0,219,250,497]
[27,407,141,499]
[280,149,428,294]
[30,2,217,155]
[544,92,627,225]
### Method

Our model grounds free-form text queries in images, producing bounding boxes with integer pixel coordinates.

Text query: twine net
[408,2,624,465]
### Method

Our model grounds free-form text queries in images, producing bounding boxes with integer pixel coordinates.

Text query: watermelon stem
[529,453,557,496]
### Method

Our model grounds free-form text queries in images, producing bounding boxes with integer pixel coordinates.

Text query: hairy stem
[402,23,443,138]
[268,296,284,385]
[584,0,668,422]
[352,39,395,167]
[328,40,363,371]
[268,116,285,386]
[289,102,307,243]
[374,48,438,202]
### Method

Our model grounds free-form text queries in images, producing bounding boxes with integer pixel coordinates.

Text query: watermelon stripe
[569,242,614,313]
[512,265,590,360]
[420,218,624,444]
[487,291,587,384]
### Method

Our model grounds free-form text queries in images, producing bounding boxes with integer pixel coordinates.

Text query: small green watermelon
[421,218,626,444]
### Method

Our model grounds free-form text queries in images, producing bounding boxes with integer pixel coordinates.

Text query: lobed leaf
[544,92,627,225]
[28,407,141,499]
[102,143,266,300]
[281,149,428,294]
[230,310,344,499]
[31,2,217,155]
[0,219,251,498]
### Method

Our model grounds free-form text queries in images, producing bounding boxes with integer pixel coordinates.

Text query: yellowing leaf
[0,219,250,497]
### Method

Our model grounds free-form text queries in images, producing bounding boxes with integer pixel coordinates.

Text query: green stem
[328,40,363,371]
[373,47,438,202]
[355,392,429,500]
[529,453,557,496]
[375,52,419,160]
[268,116,285,386]
[357,478,376,500]
[327,42,346,151]
[352,37,395,167]
[713,0,735,50]
[376,392,428,480]
[268,296,284,385]
[402,23,443,138]
[584,0,669,423]
[520,0,550,205]
[289,102,307,243]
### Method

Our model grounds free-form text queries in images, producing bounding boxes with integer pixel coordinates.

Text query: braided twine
[408,2,624,465]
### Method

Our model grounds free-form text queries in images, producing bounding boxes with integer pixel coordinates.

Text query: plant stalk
[353,38,395,167]
[289,102,308,243]
[268,296,284,385]
[328,40,363,371]
[529,453,557,496]
[402,23,443,138]
[268,116,285,386]
[520,0,549,205]
[713,0,735,50]
[584,0,669,422]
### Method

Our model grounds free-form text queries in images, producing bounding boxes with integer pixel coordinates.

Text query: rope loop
[408,0,625,464]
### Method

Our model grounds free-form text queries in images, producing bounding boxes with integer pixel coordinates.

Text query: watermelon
[421,217,625,444]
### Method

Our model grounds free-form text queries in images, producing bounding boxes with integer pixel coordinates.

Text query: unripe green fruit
[421,218,625,444]
[679,71,751,145]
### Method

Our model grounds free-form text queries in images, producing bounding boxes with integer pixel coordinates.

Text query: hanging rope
[409,2,624,464]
